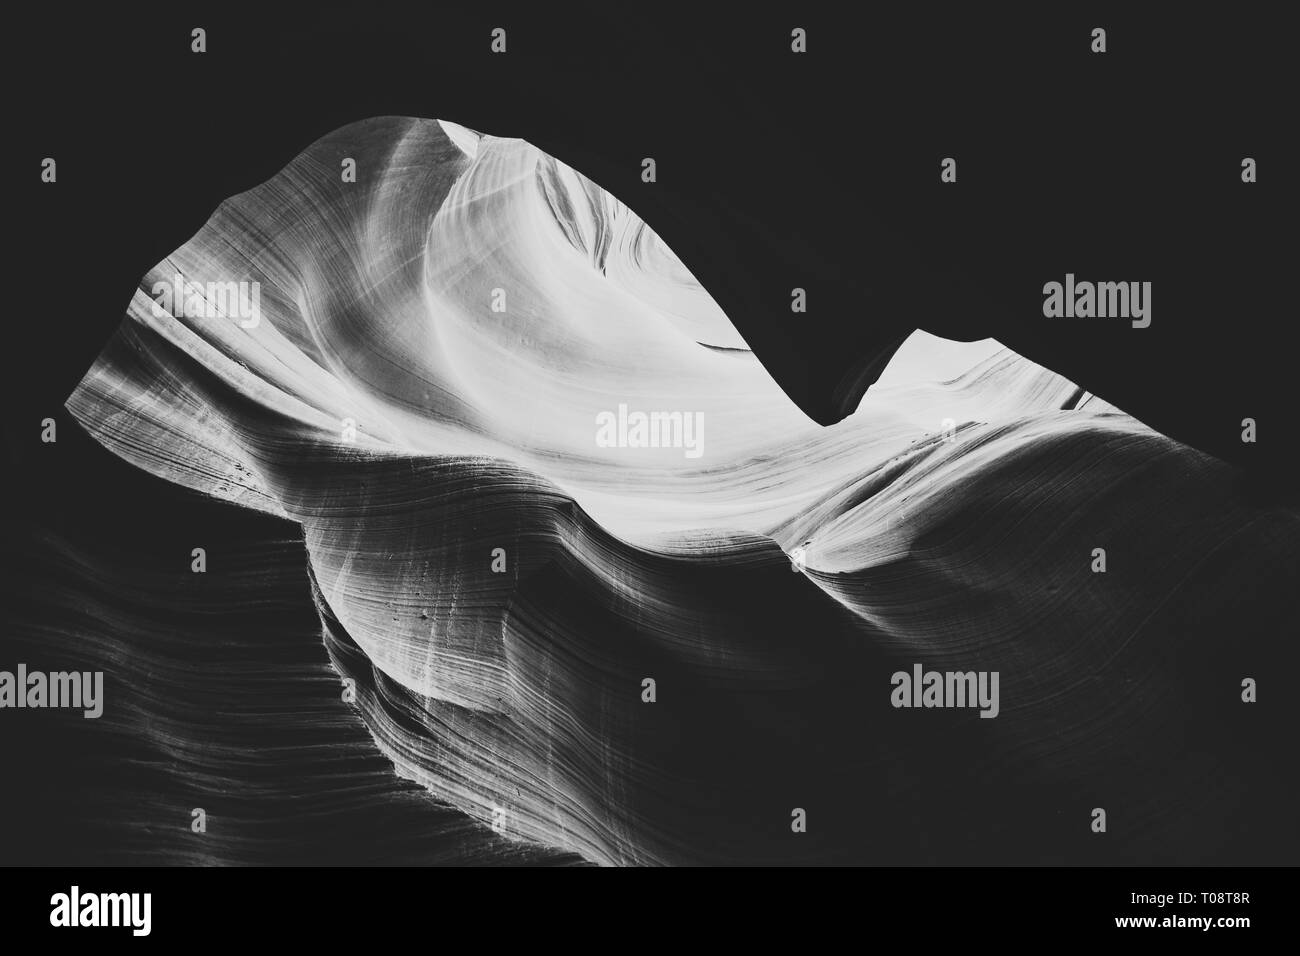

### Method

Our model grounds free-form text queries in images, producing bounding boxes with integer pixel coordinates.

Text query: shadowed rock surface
[58,118,1300,865]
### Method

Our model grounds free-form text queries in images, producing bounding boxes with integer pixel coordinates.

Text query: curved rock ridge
[67,116,1300,865]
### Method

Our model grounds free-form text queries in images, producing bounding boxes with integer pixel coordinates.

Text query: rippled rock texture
[65,117,1299,865]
